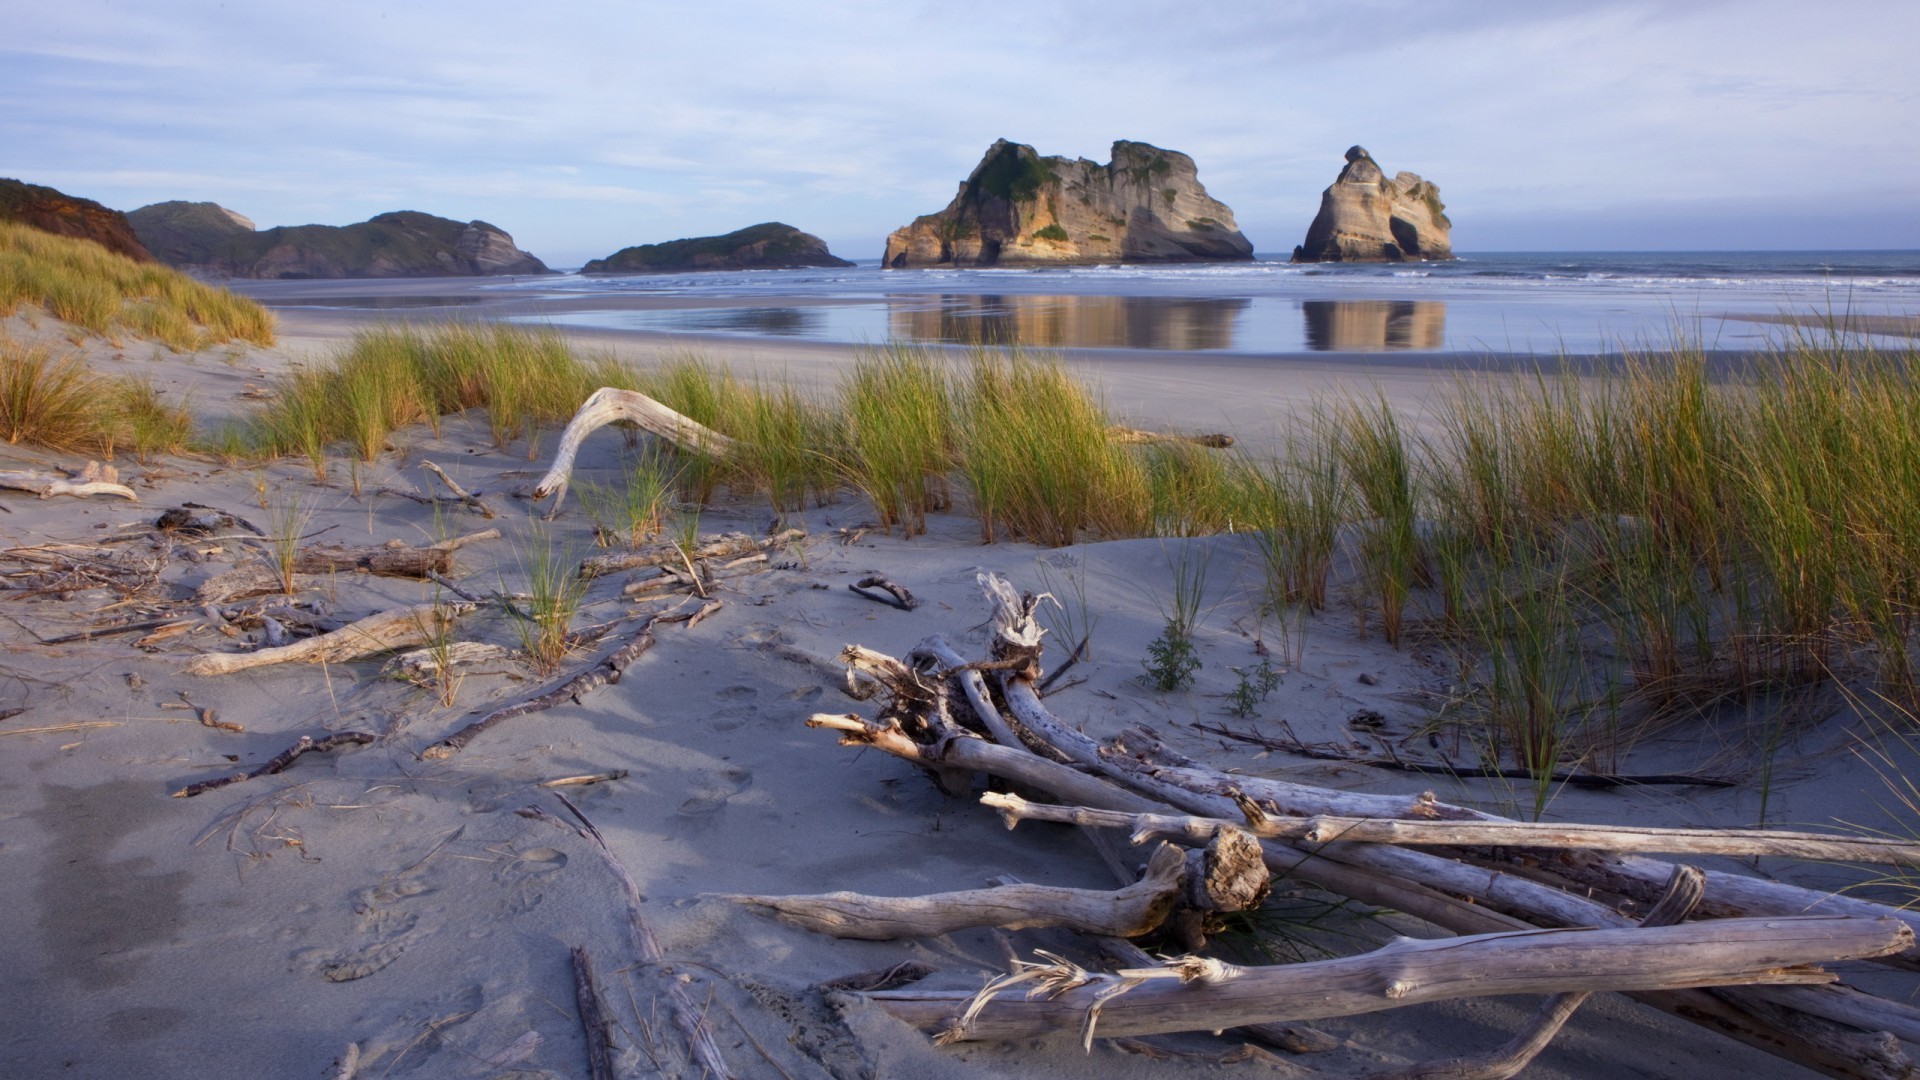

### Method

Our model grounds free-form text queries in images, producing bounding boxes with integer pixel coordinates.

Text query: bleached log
[869,916,1909,1044]
[531,387,740,514]
[193,529,499,604]
[0,461,136,501]
[725,842,1189,941]
[579,528,802,580]
[982,794,1920,869]
[185,602,469,675]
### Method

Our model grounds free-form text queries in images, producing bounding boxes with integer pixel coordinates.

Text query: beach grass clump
[1330,393,1425,647]
[840,344,957,535]
[107,376,195,462]
[0,336,195,458]
[956,350,1149,544]
[508,519,589,676]
[578,448,678,548]
[0,221,275,348]
[634,355,835,513]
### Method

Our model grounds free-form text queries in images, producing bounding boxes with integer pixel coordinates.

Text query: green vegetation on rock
[582,223,852,273]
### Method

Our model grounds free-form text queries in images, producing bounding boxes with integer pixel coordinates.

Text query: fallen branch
[537,770,629,789]
[848,575,919,611]
[532,387,741,515]
[421,461,499,518]
[0,461,135,501]
[194,530,499,604]
[580,529,803,580]
[421,596,720,760]
[869,916,1909,1044]
[1108,427,1234,448]
[570,946,617,1080]
[185,602,470,675]
[724,842,1189,940]
[171,731,377,798]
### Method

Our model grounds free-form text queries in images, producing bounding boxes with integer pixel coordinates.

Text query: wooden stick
[580,529,803,580]
[848,576,919,611]
[0,461,136,501]
[570,946,617,1080]
[421,597,720,760]
[185,602,470,675]
[723,842,1189,940]
[171,731,376,798]
[420,461,499,518]
[868,916,1909,1044]
[981,793,1920,868]
[531,387,740,515]
[537,770,629,789]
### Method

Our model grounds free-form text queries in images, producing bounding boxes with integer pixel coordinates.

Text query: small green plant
[578,449,677,548]
[1144,625,1200,692]
[1032,224,1070,243]
[1143,540,1213,692]
[263,490,315,595]
[1226,656,1283,718]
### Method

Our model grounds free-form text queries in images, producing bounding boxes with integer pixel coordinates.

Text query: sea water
[492,250,1920,356]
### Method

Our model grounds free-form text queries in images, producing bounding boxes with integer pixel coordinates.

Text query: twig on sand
[571,946,618,1080]
[537,770,629,789]
[171,731,377,798]
[848,575,919,611]
[421,461,500,518]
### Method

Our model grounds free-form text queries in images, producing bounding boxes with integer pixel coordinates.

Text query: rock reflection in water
[890,294,1249,351]
[1301,300,1446,351]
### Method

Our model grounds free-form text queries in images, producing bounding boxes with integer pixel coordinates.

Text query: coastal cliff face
[582,222,852,273]
[883,139,1253,268]
[140,209,550,278]
[1293,147,1453,263]
[0,179,154,261]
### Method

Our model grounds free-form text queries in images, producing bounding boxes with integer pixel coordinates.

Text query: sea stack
[1292,146,1453,263]
[582,223,853,273]
[883,139,1253,268]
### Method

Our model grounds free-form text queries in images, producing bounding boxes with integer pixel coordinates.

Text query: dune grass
[0,221,274,349]
[0,337,194,458]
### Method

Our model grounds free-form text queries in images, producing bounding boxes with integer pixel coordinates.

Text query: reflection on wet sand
[889,294,1250,351]
[1302,300,1446,351]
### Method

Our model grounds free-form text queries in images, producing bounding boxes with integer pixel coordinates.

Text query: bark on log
[868,917,1909,1044]
[185,602,469,675]
[723,841,1189,940]
[420,597,720,760]
[982,795,1920,869]
[0,461,136,501]
[531,387,740,514]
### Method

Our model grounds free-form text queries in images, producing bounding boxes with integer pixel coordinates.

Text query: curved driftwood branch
[185,602,469,675]
[531,387,739,514]
[725,842,1190,940]
[870,916,1910,1045]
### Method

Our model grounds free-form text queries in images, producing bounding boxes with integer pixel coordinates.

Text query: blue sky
[6,1,1916,266]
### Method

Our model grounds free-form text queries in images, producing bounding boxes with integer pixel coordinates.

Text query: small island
[124,205,551,278]
[581,223,853,273]
[1292,146,1453,263]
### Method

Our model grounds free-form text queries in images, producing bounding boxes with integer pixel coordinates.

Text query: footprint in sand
[492,846,570,915]
[296,875,434,982]
[677,765,753,819]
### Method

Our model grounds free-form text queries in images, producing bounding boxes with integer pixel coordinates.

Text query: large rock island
[126,207,551,278]
[1292,146,1452,263]
[883,139,1253,268]
[582,223,852,273]
[0,178,153,261]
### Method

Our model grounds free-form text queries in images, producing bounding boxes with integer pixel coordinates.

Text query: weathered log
[192,529,498,605]
[0,461,135,501]
[384,641,514,684]
[570,946,617,1080]
[1108,427,1235,448]
[724,841,1189,940]
[420,596,720,760]
[868,916,1910,1045]
[981,794,1920,869]
[579,528,803,580]
[185,602,469,675]
[171,731,377,798]
[531,387,740,515]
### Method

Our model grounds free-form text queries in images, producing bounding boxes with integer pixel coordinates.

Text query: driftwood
[622,552,770,599]
[385,641,514,684]
[421,461,499,518]
[185,602,470,675]
[531,387,741,515]
[0,461,135,501]
[849,575,919,611]
[1108,427,1234,449]
[725,842,1190,940]
[570,946,617,1080]
[579,528,803,580]
[420,596,720,760]
[870,917,1907,1044]
[799,571,1920,1075]
[193,529,498,605]
[981,793,1920,869]
[171,731,377,798]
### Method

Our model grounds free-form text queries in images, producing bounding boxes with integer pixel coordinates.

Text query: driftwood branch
[185,602,470,675]
[870,916,1908,1044]
[724,842,1190,941]
[1108,427,1234,448]
[570,946,617,1080]
[0,461,136,501]
[421,596,720,760]
[579,528,802,580]
[848,575,919,611]
[193,529,498,605]
[531,387,741,515]
[420,461,499,518]
[171,731,377,798]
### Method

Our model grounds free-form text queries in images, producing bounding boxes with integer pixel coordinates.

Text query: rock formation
[0,178,153,261]
[139,209,550,278]
[1292,146,1453,263]
[582,223,853,273]
[883,139,1253,268]
[126,201,256,267]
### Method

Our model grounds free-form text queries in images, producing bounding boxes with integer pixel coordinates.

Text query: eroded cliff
[883,140,1252,268]
[0,179,153,261]
[137,210,550,278]
[1292,146,1453,263]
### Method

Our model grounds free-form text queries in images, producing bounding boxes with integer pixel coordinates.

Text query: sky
[5,0,1917,267]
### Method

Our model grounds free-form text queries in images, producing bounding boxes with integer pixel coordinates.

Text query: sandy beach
[3,284,1917,1080]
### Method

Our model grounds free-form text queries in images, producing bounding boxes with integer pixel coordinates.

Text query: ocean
[483,250,1920,357]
